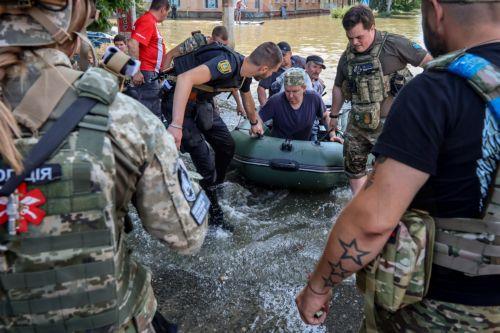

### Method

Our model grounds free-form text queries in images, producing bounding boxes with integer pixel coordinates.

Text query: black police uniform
[163,43,252,225]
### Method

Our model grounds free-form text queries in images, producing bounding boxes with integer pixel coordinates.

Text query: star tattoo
[322,275,337,288]
[328,260,349,279]
[339,238,370,266]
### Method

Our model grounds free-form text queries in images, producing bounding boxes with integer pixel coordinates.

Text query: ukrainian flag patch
[217,60,232,74]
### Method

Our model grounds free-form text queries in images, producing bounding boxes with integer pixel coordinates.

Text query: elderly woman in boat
[258,68,332,141]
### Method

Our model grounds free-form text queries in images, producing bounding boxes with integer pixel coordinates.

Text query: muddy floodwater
[128,14,425,332]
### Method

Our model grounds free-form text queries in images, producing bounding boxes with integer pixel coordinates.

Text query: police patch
[177,160,196,202]
[217,60,232,74]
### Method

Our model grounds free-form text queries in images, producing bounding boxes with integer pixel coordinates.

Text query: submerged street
[129,13,424,333]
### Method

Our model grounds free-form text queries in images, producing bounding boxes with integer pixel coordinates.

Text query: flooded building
[168,0,325,19]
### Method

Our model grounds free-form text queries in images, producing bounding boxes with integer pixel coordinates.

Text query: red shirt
[131,11,166,72]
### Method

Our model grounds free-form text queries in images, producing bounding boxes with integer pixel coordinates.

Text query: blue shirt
[259,91,325,140]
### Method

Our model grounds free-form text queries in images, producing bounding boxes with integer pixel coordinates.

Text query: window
[206,0,218,8]
[255,0,260,8]
[171,0,179,6]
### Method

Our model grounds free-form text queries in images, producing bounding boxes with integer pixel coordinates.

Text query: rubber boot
[205,186,233,231]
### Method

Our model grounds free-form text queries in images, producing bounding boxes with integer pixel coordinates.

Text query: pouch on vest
[195,100,214,131]
[351,102,381,130]
[357,210,435,331]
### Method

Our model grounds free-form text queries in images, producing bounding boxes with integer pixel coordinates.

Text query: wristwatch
[329,113,339,119]
[249,119,258,126]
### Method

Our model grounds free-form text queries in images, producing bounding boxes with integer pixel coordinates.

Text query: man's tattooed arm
[364,155,387,190]
[322,238,371,288]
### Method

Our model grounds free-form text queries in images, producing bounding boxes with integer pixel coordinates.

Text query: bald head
[421,0,500,56]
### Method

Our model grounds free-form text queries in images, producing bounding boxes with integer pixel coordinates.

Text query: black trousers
[129,70,162,119]
[163,91,235,189]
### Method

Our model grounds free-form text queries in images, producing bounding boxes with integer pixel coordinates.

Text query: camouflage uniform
[336,31,428,178]
[370,298,500,332]
[0,3,207,332]
[177,32,209,56]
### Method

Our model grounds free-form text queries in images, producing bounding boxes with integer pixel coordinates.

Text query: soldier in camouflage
[297,0,499,332]
[328,5,432,194]
[0,0,207,332]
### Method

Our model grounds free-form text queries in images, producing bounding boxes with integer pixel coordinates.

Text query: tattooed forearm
[364,155,387,190]
[322,238,371,288]
[339,238,370,265]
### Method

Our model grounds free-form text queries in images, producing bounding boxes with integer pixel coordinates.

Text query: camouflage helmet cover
[0,0,74,47]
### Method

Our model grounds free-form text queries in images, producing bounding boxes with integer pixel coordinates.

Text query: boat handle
[269,159,299,171]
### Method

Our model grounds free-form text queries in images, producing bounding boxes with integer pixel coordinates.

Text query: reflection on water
[129,14,424,332]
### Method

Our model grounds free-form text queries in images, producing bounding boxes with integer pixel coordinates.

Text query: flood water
[128,14,425,332]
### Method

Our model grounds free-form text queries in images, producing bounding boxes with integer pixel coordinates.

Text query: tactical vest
[344,32,413,130]
[173,42,245,93]
[426,50,500,275]
[0,67,150,331]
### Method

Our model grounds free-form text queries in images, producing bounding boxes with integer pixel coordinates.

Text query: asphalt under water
[128,13,424,333]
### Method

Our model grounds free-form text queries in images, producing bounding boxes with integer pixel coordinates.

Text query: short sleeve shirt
[334,30,428,87]
[372,43,500,306]
[198,48,252,93]
[131,12,166,72]
[259,91,326,140]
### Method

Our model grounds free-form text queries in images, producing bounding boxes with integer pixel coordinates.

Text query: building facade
[168,0,324,19]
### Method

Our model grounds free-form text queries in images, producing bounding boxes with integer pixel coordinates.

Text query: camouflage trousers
[362,298,500,332]
[343,119,384,179]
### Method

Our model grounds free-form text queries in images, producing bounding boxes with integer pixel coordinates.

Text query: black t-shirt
[373,43,500,306]
[197,48,252,94]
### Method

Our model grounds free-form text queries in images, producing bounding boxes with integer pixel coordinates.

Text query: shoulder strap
[424,48,465,72]
[0,97,98,197]
[373,31,389,59]
[13,66,82,133]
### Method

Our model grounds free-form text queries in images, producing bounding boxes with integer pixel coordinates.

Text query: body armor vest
[0,68,149,331]
[173,42,244,93]
[344,32,413,130]
[426,50,500,275]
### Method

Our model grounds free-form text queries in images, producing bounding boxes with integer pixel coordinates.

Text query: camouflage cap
[0,1,73,47]
[284,68,306,87]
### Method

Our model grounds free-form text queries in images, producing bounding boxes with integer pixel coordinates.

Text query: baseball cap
[284,68,306,87]
[277,41,292,54]
[306,55,326,69]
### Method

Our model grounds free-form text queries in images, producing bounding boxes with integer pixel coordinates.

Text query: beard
[422,15,448,57]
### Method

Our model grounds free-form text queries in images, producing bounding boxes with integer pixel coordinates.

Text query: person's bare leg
[349,176,367,195]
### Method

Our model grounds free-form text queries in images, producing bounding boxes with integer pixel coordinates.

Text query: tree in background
[89,0,145,32]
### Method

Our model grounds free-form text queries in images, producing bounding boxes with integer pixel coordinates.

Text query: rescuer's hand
[295,283,331,325]
[167,125,183,150]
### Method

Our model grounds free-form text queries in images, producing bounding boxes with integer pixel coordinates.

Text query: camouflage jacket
[1,48,207,331]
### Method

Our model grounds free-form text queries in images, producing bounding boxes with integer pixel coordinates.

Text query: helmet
[0,0,95,48]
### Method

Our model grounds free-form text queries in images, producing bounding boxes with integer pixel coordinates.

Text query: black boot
[205,186,233,231]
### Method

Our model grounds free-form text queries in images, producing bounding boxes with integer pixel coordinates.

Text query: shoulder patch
[217,60,232,74]
[411,42,423,50]
[177,160,196,202]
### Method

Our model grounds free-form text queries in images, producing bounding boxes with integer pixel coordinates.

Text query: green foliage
[88,0,141,32]
[392,0,420,12]
[330,6,352,18]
